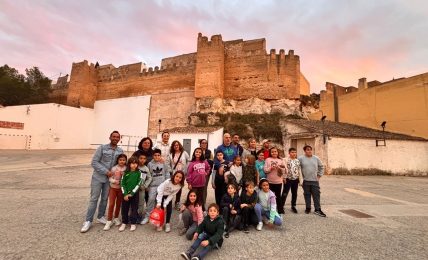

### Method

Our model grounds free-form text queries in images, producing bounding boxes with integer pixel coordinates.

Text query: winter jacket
[187,204,204,225]
[121,170,142,196]
[186,160,210,188]
[156,179,183,207]
[220,193,241,214]
[196,215,225,247]
[240,191,257,209]
[257,190,280,223]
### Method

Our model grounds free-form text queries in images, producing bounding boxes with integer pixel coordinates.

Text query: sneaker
[305,208,311,214]
[279,213,284,219]
[256,222,263,231]
[96,216,107,224]
[180,252,191,260]
[103,221,113,231]
[314,209,327,217]
[157,225,163,232]
[130,224,137,231]
[165,223,171,233]
[175,202,181,211]
[224,232,229,238]
[179,227,187,236]
[191,257,200,260]
[118,224,126,232]
[80,221,91,233]
[291,207,298,214]
[112,218,121,226]
[141,217,149,225]
[243,226,249,233]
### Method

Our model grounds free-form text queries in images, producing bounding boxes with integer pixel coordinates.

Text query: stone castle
[50,33,311,136]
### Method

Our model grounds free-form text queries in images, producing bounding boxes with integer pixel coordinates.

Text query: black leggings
[160,195,173,224]
[269,183,285,214]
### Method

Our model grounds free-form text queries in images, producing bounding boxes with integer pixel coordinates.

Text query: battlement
[197,33,224,48]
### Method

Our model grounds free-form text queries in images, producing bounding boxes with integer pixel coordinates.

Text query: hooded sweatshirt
[196,215,225,247]
[148,160,169,187]
[156,179,182,207]
[258,189,280,223]
[186,160,210,188]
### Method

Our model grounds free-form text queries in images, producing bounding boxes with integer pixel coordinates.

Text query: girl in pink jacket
[264,147,287,215]
[187,148,211,211]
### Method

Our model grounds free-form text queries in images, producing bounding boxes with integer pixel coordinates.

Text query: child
[241,155,258,187]
[137,154,152,224]
[211,151,230,207]
[180,203,225,260]
[239,181,258,233]
[284,148,302,214]
[263,147,287,215]
[118,156,142,232]
[141,149,170,224]
[225,156,242,188]
[104,153,127,231]
[255,150,266,179]
[179,190,204,240]
[155,170,185,232]
[220,183,241,238]
[187,148,210,211]
[254,179,282,230]
[166,140,190,210]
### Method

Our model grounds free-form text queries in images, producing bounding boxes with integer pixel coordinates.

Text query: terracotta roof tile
[167,126,222,134]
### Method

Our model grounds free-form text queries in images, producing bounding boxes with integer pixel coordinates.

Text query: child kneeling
[255,179,283,230]
[180,204,224,260]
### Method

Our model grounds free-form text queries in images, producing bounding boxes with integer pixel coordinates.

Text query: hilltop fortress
[50,33,311,136]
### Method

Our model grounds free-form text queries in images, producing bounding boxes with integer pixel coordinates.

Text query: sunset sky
[1,0,427,93]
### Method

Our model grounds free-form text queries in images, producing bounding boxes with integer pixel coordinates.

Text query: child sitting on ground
[254,179,283,231]
[220,183,241,238]
[239,181,258,233]
[179,190,204,240]
[155,170,185,232]
[180,203,225,260]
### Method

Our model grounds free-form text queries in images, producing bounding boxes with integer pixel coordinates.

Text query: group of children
[87,136,325,260]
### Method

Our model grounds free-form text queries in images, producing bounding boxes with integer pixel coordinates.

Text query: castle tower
[66,60,98,108]
[195,33,225,98]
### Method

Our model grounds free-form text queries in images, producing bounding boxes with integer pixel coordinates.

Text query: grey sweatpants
[302,180,321,211]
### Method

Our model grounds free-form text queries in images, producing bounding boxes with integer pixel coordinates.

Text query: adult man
[154,131,170,162]
[298,145,326,217]
[81,131,124,233]
[215,133,239,163]
[258,139,271,159]
[231,134,244,157]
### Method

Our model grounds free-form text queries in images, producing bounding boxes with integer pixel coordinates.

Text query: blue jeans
[188,232,213,259]
[85,176,110,222]
[254,203,282,226]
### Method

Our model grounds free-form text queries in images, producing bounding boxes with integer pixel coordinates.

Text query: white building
[281,119,428,176]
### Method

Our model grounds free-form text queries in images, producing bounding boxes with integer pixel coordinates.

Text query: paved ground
[0,150,427,259]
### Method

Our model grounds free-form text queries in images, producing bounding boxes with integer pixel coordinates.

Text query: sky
[1,0,427,93]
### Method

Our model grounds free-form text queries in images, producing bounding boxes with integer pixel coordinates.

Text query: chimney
[358,78,367,90]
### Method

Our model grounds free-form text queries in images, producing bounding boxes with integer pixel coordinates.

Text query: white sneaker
[103,221,112,231]
[96,216,107,224]
[112,218,121,226]
[165,223,171,233]
[119,224,126,232]
[156,225,163,232]
[80,221,91,233]
[141,217,149,225]
[256,222,263,231]
[130,225,137,231]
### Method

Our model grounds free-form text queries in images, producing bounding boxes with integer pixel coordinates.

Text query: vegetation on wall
[300,93,320,109]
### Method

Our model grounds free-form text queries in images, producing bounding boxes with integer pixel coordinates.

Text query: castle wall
[66,60,98,108]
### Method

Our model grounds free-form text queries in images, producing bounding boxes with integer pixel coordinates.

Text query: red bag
[149,208,165,227]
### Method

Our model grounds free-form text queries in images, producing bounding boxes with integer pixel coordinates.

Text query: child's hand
[240,204,248,208]
[192,233,198,241]
[317,175,321,181]
[267,221,274,229]
[107,171,113,177]
[201,240,209,247]
[231,209,237,215]
[188,184,192,190]
[212,183,216,189]
[124,195,129,201]
[156,204,161,209]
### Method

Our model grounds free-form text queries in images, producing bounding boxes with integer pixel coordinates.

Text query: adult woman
[200,139,213,209]
[132,137,154,164]
[166,140,190,210]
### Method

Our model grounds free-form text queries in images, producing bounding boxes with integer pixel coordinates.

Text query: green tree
[0,65,52,106]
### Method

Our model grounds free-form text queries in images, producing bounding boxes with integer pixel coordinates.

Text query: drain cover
[339,209,374,218]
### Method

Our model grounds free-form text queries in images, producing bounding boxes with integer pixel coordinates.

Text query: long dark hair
[169,140,183,154]
[126,156,139,172]
[184,189,200,207]
[138,137,153,151]
[191,147,205,162]
[268,147,281,159]
[171,170,185,187]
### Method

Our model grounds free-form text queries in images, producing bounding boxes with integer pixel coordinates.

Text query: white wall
[327,137,428,173]
[92,96,151,153]
[0,103,93,149]
[155,128,224,156]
